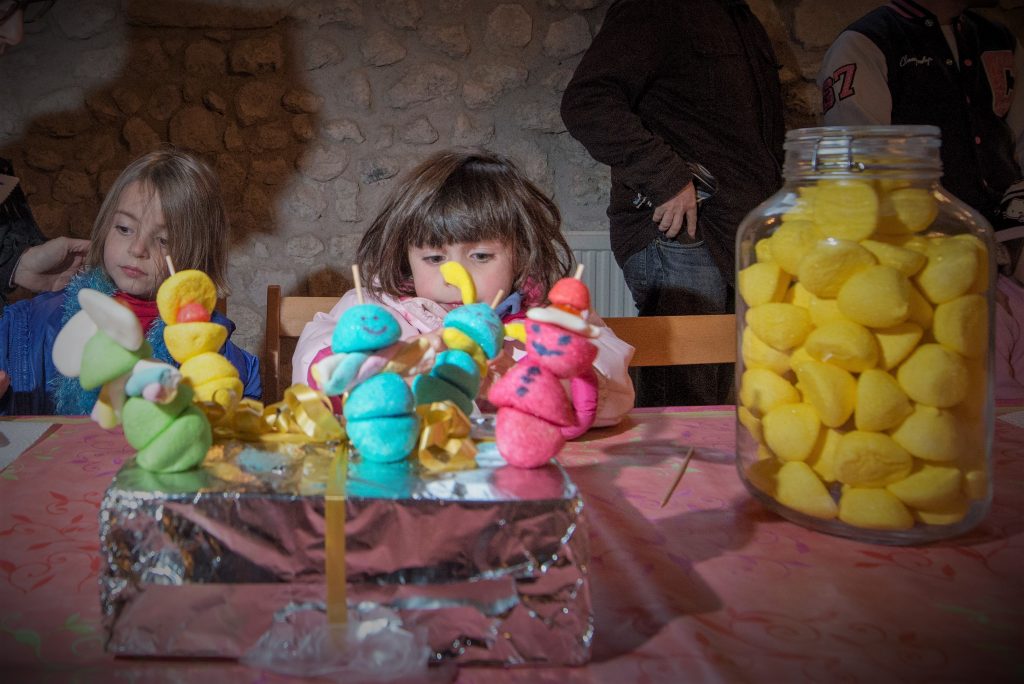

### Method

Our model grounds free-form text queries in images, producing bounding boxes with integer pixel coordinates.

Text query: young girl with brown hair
[294,148,634,426]
[0,147,260,415]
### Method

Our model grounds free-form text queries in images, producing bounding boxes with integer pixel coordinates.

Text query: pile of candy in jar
[737,178,989,531]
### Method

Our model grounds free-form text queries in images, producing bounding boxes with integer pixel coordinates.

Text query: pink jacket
[996,274,1024,402]
[292,289,637,428]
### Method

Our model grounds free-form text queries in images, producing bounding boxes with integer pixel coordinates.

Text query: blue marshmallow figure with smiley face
[313,303,403,397]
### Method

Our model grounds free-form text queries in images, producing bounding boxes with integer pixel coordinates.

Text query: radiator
[564,230,637,318]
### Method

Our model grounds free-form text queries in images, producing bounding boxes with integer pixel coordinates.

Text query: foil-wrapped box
[99,438,591,666]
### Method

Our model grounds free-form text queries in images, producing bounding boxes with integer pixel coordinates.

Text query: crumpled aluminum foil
[99,437,592,666]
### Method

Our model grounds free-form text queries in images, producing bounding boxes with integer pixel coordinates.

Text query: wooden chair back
[262,286,736,401]
[263,285,337,403]
[603,314,737,367]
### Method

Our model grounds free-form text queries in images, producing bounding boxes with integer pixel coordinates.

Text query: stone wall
[2,0,1022,356]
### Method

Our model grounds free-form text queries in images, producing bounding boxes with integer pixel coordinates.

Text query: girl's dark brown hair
[357,148,573,299]
[86,147,230,293]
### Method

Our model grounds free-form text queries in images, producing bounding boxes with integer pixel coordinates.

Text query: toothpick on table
[659,445,695,508]
[574,264,585,280]
[490,289,505,309]
[352,264,363,305]
[165,255,176,275]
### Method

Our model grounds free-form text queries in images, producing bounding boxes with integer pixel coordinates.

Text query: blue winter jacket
[0,269,261,416]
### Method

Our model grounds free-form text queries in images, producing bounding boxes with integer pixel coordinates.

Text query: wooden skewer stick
[165,255,176,275]
[490,289,505,309]
[352,264,363,305]
[573,264,585,280]
[659,445,695,508]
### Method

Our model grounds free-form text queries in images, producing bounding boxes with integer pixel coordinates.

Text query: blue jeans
[621,236,734,407]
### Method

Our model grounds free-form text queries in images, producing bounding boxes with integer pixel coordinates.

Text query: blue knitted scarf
[50,269,171,415]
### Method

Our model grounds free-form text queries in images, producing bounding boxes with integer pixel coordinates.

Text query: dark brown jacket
[561,0,785,283]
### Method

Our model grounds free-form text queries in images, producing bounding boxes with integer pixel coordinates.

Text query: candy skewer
[165,255,176,276]
[659,445,695,508]
[573,264,584,280]
[490,289,505,309]
[352,264,364,305]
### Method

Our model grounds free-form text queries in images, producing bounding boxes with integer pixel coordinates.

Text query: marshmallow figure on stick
[411,261,504,416]
[334,266,421,463]
[488,267,600,468]
[158,259,243,416]
[52,287,211,473]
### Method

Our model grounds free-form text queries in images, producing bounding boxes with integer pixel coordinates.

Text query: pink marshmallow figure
[487,277,600,468]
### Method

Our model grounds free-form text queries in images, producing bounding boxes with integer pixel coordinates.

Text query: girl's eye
[423,255,445,265]
[157,237,169,249]
[470,252,493,263]
[115,225,132,235]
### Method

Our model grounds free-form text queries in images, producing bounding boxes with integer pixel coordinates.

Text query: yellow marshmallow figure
[158,269,242,414]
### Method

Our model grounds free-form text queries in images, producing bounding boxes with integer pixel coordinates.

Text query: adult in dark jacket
[561,0,785,407]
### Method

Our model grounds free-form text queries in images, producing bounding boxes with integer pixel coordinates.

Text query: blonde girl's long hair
[86,147,230,293]
[358,148,573,299]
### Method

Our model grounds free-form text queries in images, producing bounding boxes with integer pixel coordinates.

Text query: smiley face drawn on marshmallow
[331,304,402,354]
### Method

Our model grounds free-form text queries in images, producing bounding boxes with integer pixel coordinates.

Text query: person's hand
[0,370,9,397]
[652,181,698,239]
[13,237,91,292]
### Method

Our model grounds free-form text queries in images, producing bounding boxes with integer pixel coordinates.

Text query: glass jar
[735,125,994,544]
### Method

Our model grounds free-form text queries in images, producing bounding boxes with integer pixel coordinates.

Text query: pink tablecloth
[1,407,1022,682]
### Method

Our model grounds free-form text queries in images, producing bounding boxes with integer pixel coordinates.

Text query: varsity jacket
[560,0,785,283]
[0,268,261,416]
[818,0,1024,222]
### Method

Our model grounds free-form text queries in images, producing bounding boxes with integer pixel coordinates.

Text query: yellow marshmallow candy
[740,368,800,417]
[836,265,910,328]
[746,303,813,351]
[877,187,937,235]
[834,431,913,487]
[890,404,961,462]
[913,497,968,526]
[741,327,791,376]
[963,469,988,500]
[745,458,781,497]
[794,358,857,428]
[860,239,927,276]
[873,322,924,370]
[755,236,774,263]
[933,294,987,358]
[164,322,228,364]
[807,427,842,482]
[738,405,764,444]
[886,465,963,511]
[807,297,845,327]
[178,351,239,387]
[770,220,820,275]
[783,186,818,222]
[157,269,218,324]
[798,239,876,298]
[193,376,244,410]
[805,319,879,373]
[954,234,990,294]
[855,369,912,432]
[906,283,934,328]
[838,488,914,530]
[896,344,968,408]
[813,180,879,241]
[783,282,813,308]
[738,262,791,306]
[915,237,979,304]
[775,461,838,520]
[762,403,821,462]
